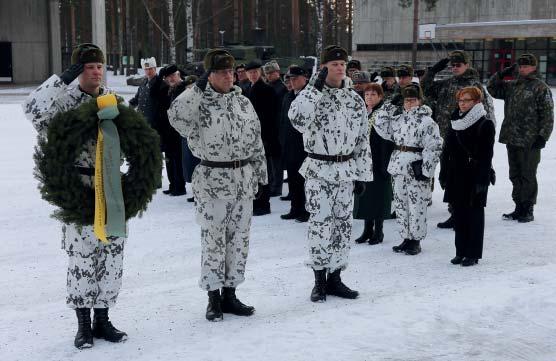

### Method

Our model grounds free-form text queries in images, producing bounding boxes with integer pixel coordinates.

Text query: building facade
[352,0,556,84]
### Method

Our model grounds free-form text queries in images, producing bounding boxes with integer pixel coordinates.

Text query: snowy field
[0,82,555,361]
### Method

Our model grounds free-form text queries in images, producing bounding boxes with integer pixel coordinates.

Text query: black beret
[401,83,423,100]
[71,43,105,65]
[397,64,414,77]
[320,45,348,64]
[160,64,178,78]
[204,49,235,71]
[449,50,470,64]
[517,53,538,66]
[347,59,362,70]
[244,59,262,71]
[380,66,396,78]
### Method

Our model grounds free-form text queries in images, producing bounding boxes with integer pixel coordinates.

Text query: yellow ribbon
[93,94,118,243]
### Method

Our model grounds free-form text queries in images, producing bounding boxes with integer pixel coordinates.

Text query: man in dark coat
[264,60,289,197]
[129,57,160,129]
[279,65,310,222]
[487,53,553,222]
[235,63,250,94]
[245,59,281,215]
[154,65,186,196]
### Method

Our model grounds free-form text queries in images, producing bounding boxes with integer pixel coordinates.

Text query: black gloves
[411,160,429,182]
[353,181,366,195]
[60,63,84,85]
[255,184,264,200]
[531,136,546,149]
[475,184,489,195]
[313,67,328,92]
[370,71,379,83]
[430,58,450,73]
[499,63,518,77]
[196,70,211,91]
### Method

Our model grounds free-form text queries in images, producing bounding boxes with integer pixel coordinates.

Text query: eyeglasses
[457,98,475,103]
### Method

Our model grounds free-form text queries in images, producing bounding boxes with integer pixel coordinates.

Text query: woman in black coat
[439,86,495,266]
[353,83,394,245]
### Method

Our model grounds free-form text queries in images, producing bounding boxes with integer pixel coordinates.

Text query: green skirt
[353,176,392,220]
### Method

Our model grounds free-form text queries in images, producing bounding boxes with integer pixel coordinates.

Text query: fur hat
[352,71,371,84]
[244,59,262,71]
[159,64,179,78]
[320,45,348,64]
[141,57,157,69]
[71,43,105,65]
[397,64,414,77]
[204,49,235,71]
[184,75,198,87]
[380,66,396,78]
[517,53,538,67]
[263,61,280,74]
[401,83,423,100]
[347,59,362,70]
[286,65,306,78]
[449,50,470,64]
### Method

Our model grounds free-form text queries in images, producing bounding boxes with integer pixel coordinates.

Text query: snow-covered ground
[1,85,555,361]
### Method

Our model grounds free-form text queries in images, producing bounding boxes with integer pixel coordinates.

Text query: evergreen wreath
[34,98,162,226]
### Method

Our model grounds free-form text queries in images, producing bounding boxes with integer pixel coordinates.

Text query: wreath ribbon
[94,94,126,242]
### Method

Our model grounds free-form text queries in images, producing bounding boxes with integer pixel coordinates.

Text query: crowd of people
[24,42,553,349]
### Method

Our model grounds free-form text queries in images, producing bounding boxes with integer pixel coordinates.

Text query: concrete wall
[0,0,50,83]
[353,0,556,46]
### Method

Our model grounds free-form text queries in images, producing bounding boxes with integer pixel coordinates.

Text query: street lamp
[219,30,225,47]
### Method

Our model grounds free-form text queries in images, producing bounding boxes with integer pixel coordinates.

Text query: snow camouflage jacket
[23,74,114,187]
[374,103,443,178]
[288,76,373,182]
[422,68,495,138]
[487,72,554,148]
[168,84,268,200]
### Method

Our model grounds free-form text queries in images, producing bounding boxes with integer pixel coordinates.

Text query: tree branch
[142,0,173,43]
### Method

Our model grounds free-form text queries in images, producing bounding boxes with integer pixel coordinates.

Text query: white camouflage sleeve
[288,85,324,133]
[23,75,69,136]
[168,85,203,155]
[372,103,397,142]
[421,118,443,178]
[353,101,373,182]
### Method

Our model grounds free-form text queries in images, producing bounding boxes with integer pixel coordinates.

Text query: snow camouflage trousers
[392,175,432,241]
[63,224,125,309]
[305,179,354,272]
[196,199,253,291]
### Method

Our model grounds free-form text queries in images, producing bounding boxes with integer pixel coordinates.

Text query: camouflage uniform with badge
[487,53,554,222]
[288,45,373,303]
[168,49,267,321]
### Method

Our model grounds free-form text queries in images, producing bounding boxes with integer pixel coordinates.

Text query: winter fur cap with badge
[380,66,396,78]
[320,45,348,64]
[397,64,414,77]
[352,71,371,84]
[141,57,157,69]
[448,50,470,64]
[518,53,538,67]
[71,43,105,64]
[401,83,423,100]
[347,59,362,70]
[204,49,235,70]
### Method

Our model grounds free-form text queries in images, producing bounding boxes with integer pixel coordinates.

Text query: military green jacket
[487,72,554,148]
[422,68,495,138]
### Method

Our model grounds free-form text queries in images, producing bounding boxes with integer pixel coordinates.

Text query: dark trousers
[507,145,541,206]
[267,155,284,195]
[453,206,484,259]
[287,166,306,215]
[165,147,185,193]
[253,155,272,211]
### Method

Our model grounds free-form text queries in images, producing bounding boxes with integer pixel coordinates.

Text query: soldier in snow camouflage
[168,49,267,321]
[374,84,443,256]
[288,45,372,303]
[487,53,554,223]
[23,43,127,349]
[421,50,496,229]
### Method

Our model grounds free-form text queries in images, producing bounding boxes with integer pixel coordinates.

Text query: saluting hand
[196,69,212,91]
[313,67,328,92]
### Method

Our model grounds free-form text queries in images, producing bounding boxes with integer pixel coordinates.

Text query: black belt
[307,153,353,162]
[200,158,251,169]
[395,145,423,153]
[75,166,95,176]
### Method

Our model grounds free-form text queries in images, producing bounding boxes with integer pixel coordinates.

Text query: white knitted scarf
[450,103,487,131]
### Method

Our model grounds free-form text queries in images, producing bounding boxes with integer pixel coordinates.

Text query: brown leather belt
[395,145,423,153]
[200,158,251,169]
[307,153,354,162]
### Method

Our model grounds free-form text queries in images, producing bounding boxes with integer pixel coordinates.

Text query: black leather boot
[206,289,223,321]
[368,219,384,245]
[461,257,479,266]
[392,239,410,253]
[450,255,464,265]
[310,269,327,302]
[92,308,128,343]
[437,215,454,229]
[404,240,422,256]
[355,220,373,244]
[503,203,522,220]
[326,269,359,299]
[74,308,93,349]
[518,204,534,223]
[221,287,255,316]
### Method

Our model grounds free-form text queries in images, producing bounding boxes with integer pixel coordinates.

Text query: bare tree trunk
[211,0,220,47]
[185,0,194,62]
[118,0,124,74]
[292,0,299,56]
[315,0,324,57]
[70,2,76,46]
[167,0,177,63]
[412,0,419,68]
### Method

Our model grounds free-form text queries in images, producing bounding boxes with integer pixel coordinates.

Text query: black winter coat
[153,80,182,153]
[245,79,281,156]
[369,101,394,179]
[129,76,160,128]
[440,108,495,208]
[279,89,306,170]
